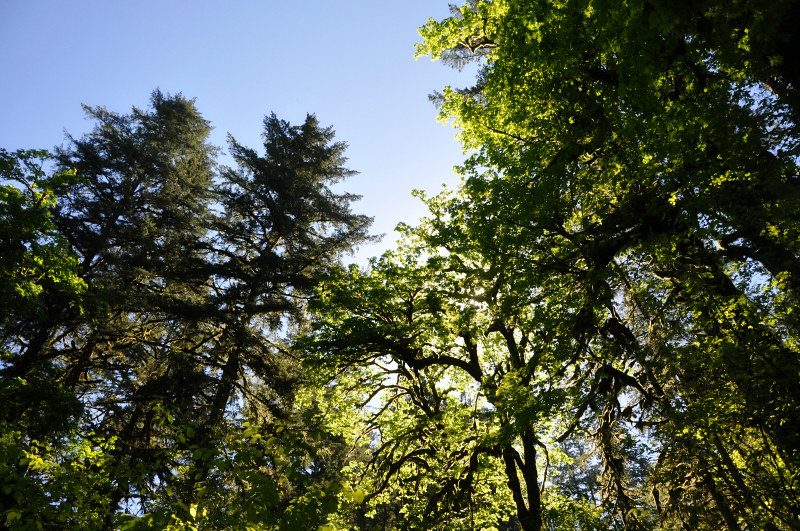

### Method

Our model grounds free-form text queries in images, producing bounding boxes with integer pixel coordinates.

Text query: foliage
[1,92,371,529]
[304,0,800,530]
[4,0,800,528]
[417,0,799,528]
[0,149,86,333]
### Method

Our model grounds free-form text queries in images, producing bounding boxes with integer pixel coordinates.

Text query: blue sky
[0,1,475,263]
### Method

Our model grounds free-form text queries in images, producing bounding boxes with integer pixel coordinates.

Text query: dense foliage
[1,92,371,530]
[3,0,800,529]
[307,0,800,529]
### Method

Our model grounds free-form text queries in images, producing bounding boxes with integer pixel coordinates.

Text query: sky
[0,1,477,264]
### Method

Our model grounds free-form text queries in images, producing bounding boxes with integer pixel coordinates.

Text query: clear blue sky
[0,1,475,264]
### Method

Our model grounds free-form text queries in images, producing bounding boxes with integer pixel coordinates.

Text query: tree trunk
[502,442,542,531]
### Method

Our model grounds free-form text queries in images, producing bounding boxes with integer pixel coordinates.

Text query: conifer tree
[1,91,372,529]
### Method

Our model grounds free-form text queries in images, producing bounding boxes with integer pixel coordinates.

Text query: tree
[415,1,800,529]
[1,92,372,529]
[0,149,98,528]
[305,197,638,530]
[0,149,86,332]
[304,1,800,530]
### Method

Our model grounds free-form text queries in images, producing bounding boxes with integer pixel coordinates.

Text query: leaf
[348,488,366,504]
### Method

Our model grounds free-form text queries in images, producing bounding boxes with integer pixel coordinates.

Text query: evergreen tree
[1,91,372,529]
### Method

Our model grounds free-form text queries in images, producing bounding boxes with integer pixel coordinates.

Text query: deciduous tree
[305,1,800,529]
[415,1,800,528]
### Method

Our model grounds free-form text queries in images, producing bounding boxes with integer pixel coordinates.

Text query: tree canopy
[305,0,800,529]
[3,0,800,529]
[1,91,372,530]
